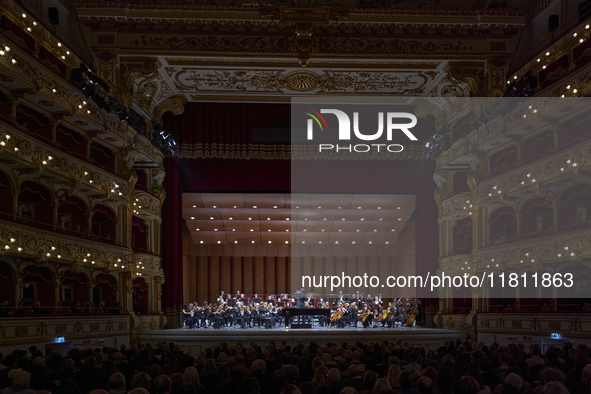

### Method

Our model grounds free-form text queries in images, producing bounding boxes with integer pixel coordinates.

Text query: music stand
[227,298,236,307]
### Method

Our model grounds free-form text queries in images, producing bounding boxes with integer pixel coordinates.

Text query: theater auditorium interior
[1,0,591,393]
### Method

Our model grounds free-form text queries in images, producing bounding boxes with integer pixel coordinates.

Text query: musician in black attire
[362,303,373,328]
[182,304,193,328]
[236,307,248,328]
[390,304,403,327]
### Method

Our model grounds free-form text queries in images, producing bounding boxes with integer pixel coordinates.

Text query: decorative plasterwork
[475,228,591,270]
[0,36,132,149]
[0,122,131,201]
[0,221,131,271]
[132,191,163,222]
[441,193,473,220]
[478,313,591,338]
[508,15,591,95]
[131,253,163,275]
[0,315,130,345]
[478,139,591,200]
[0,0,85,70]
[166,68,439,95]
[439,254,474,272]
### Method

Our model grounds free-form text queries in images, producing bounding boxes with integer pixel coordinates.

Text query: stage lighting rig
[425,125,450,159]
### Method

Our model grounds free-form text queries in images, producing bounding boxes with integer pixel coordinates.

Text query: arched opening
[521,197,554,240]
[452,217,472,254]
[557,264,591,311]
[452,287,471,313]
[452,172,469,194]
[132,215,148,252]
[132,277,149,314]
[21,265,55,312]
[136,169,148,192]
[60,271,90,312]
[18,181,53,231]
[55,125,87,160]
[91,204,116,242]
[0,170,13,221]
[93,273,118,311]
[489,146,518,176]
[57,196,88,235]
[558,184,591,231]
[0,261,15,314]
[489,206,517,245]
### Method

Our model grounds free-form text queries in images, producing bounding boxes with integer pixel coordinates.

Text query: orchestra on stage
[181,289,423,330]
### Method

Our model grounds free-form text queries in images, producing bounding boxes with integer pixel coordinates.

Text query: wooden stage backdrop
[182,221,415,304]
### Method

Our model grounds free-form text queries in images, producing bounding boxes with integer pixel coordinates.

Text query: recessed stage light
[213,205,217,208]
[200,241,204,244]
[191,217,195,219]
[210,217,214,220]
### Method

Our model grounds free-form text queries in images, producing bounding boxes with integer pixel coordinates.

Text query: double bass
[406,299,419,327]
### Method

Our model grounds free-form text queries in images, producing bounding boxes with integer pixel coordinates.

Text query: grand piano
[280,308,331,328]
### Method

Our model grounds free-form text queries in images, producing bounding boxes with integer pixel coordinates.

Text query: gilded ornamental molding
[0,221,131,271]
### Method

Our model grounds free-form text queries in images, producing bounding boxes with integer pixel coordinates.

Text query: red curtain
[162,157,182,312]
[163,102,291,159]
[415,159,439,305]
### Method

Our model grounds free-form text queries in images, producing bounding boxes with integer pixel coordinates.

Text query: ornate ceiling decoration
[75,2,526,119]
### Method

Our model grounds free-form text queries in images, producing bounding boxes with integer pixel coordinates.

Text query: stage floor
[139,325,464,355]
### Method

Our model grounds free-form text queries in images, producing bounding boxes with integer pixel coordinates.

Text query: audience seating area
[0,338,588,394]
